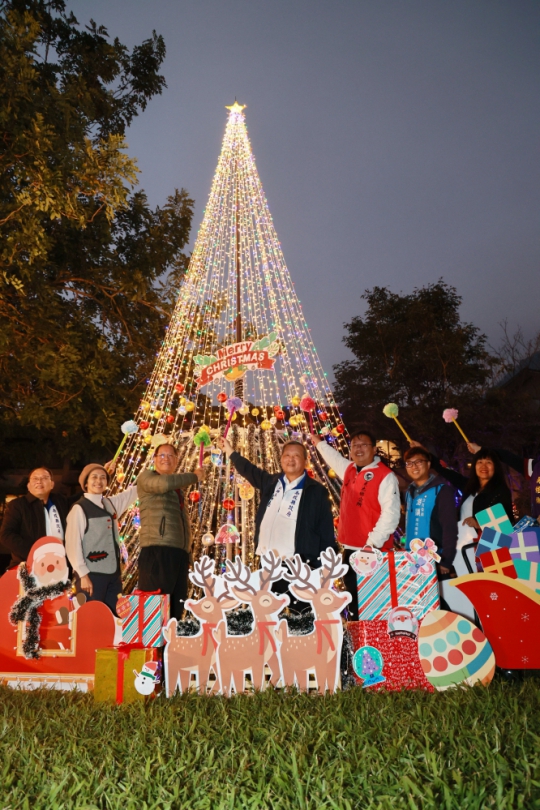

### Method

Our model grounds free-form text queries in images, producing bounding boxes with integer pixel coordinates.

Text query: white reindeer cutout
[277,548,351,694]
[163,556,239,696]
[212,551,290,696]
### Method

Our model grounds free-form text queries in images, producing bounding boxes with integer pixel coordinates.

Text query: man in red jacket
[312,429,400,620]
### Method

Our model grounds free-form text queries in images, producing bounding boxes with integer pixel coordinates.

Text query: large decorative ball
[418,610,495,691]
[251,407,260,416]
[201,532,215,546]
[222,498,235,511]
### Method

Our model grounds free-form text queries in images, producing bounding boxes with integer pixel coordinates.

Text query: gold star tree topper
[226,101,246,115]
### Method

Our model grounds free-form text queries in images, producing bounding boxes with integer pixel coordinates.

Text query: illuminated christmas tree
[111,102,350,590]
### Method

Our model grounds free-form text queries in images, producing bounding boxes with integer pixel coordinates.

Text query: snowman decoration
[133,660,161,695]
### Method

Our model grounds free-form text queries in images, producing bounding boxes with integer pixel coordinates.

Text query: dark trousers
[138,546,189,620]
[272,577,312,615]
[343,549,359,621]
[74,571,122,616]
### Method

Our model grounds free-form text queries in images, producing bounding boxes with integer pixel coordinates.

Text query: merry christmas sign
[193,333,279,387]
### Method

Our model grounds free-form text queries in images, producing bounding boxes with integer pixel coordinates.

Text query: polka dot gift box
[418,610,495,691]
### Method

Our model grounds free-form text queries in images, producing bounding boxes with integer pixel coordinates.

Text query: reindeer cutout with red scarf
[212,551,290,696]
[277,547,351,694]
[163,556,239,696]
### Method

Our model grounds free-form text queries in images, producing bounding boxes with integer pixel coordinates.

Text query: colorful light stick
[113,420,138,462]
[194,426,212,466]
[382,403,412,442]
[442,408,469,442]
[224,397,243,438]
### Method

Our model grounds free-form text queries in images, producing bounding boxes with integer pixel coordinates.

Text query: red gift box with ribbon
[94,646,161,704]
[478,547,518,579]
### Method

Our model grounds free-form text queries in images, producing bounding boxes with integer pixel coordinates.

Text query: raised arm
[219,437,276,491]
[312,439,351,481]
[137,470,198,495]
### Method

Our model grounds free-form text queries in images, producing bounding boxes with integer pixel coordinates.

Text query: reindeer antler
[283,554,317,594]
[189,555,215,595]
[319,547,347,588]
[259,550,284,590]
[223,555,257,596]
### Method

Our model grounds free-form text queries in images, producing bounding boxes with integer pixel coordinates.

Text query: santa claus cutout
[10,536,85,658]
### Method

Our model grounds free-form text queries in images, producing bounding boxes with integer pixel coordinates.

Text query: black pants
[138,546,189,620]
[343,549,359,622]
[272,577,313,615]
[74,571,122,616]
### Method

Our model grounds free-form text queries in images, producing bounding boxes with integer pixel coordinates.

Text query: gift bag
[347,620,433,691]
[116,590,170,647]
[356,549,439,621]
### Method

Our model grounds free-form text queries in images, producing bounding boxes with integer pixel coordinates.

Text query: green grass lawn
[0,677,539,810]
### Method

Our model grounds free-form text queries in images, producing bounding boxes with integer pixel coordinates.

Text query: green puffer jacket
[137,469,198,552]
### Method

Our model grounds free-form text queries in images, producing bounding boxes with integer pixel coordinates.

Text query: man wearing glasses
[312,429,400,620]
[402,446,457,577]
[137,444,204,619]
[0,468,69,568]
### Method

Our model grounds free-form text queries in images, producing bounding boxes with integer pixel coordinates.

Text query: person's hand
[311,433,322,446]
[438,565,450,575]
[218,436,234,457]
[462,517,480,529]
[103,459,116,475]
[467,442,481,454]
[194,466,205,483]
[79,575,93,597]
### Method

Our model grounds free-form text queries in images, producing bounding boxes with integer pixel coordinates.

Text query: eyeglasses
[405,460,427,468]
[29,477,52,484]
[351,443,372,449]
[155,453,176,460]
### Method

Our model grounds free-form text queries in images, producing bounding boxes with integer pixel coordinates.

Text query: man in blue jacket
[403,446,457,575]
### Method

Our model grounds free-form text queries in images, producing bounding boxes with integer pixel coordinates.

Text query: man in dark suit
[0,468,69,568]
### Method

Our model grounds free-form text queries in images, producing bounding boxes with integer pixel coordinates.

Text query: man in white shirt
[65,463,137,614]
[219,436,336,611]
[312,429,400,620]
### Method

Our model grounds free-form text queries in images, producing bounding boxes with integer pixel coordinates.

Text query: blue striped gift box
[356,551,440,621]
[121,594,170,647]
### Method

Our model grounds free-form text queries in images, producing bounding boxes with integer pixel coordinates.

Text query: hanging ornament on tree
[175,383,185,394]
[139,421,150,431]
[291,395,301,407]
[260,419,272,430]
[269,416,277,425]
[336,424,345,434]
[141,401,151,411]
[185,402,195,412]
[300,374,309,386]
[201,532,215,547]
[217,392,227,404]
[275,409,285,420]
[153,410,163,419]
[289,416,299,427]
[189,491,201,503]
[318,411,328,421]
[210,446,223,467]
[238,482,255,501]
[251,407,260,417]
[321,426,330,436]
[222,498,236,511]
[178,405,187,416]
[166,414,175,424]
[215,524,241,545]
[239,405,250,415]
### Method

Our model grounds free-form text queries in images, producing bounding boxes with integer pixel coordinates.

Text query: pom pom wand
[442,408,469,443]
[382,403,412,442]
[112,420,138,462]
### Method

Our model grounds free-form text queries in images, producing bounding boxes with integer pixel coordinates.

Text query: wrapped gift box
[513,516,539,533]
[347,620,433,692]
[475,503,513,535]
[116,591,170,647]
[478,547,517,579]
[475,527,512,559]
[94,647,161,704]
[356,550,440,621]
[514,560,540,594]
[509,528,540,564]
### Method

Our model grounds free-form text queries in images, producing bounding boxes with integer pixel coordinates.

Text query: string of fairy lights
[110,102,350,589]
